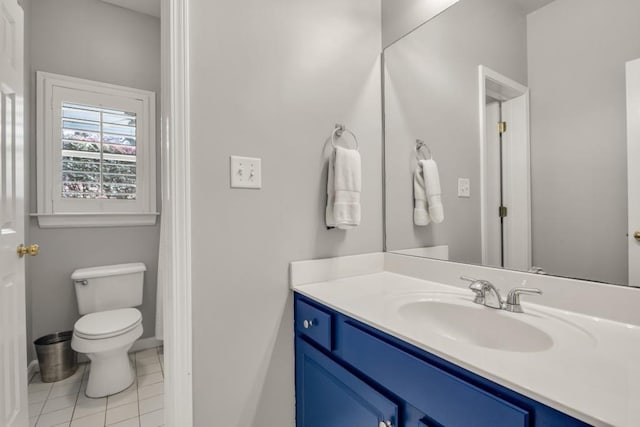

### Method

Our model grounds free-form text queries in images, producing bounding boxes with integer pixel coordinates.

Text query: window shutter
[61,102,138,200]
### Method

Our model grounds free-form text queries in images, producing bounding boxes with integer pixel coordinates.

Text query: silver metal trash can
[34,331,78,383]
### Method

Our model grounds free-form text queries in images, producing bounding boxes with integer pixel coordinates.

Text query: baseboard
[129,336,163,353]
[27,360,39,380]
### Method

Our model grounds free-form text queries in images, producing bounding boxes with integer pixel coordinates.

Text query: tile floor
[28,347,164,427]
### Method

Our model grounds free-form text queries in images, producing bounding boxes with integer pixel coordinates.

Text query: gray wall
[26,0,161,361]
[384,0,528,264]
[527,0,640,285]
[382,0,459,48]
[188,0,382,425]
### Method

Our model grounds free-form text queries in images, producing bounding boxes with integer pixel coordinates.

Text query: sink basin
[397,298,554,352]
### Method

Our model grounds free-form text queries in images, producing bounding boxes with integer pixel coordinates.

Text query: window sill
[32,213,159,229]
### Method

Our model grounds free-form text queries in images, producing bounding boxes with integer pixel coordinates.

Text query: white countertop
[294,271,640,427]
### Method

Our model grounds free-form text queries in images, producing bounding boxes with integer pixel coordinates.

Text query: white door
[501,94,531,272]
[480,66,531,272]
[627,58,640,287]
[0,0,27,426]
[484,100,502,267]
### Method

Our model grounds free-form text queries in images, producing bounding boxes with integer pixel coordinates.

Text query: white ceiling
[514,0,556,14]
[100,0,161,18]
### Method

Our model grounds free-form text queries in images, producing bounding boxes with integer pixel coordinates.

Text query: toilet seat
[74,308,142,340]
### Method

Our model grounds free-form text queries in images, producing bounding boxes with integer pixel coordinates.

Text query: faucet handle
[504,287,542,313]
[460,276,485,304]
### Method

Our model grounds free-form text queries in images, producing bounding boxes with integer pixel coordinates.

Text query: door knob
[634,231,640,241]
[17,244,39,258]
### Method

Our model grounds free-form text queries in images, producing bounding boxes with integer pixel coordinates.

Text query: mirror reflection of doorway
[626,57,640,287]
[480,66,532,271]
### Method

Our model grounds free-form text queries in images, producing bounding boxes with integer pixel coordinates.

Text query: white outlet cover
[230,156,262,189]
[458,178,471,198]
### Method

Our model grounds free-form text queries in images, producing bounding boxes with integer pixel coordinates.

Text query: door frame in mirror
[478,66,532,271]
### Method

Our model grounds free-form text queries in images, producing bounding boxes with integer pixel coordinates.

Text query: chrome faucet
[460,276,542,313]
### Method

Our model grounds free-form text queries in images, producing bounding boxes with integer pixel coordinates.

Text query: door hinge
[499,206,508,218]
[498,121,507,134]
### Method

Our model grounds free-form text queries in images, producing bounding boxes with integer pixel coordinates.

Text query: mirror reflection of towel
[414,159,444,226]
[326,146,361,229]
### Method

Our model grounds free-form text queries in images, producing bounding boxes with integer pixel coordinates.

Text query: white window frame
[36,72,157,228]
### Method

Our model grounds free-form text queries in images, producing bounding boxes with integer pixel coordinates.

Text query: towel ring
[331,124,359,151]
[416,139,432,160]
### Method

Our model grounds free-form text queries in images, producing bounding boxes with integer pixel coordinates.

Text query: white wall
[382,0,459,48]
[384,0,528,264]
[188,0,382,425]
[527,0,640,284]
[26,0,161,360]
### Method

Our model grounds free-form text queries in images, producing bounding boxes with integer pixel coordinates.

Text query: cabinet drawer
[295,298,332,351]
[340,323,530,427]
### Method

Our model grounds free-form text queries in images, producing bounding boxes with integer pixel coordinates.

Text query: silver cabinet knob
[379,421,392,427]
[303,319,314,329]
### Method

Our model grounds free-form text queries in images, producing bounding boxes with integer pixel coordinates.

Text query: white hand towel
[326,146,361,229]
[413,162,430,226]
[423,159,444,223]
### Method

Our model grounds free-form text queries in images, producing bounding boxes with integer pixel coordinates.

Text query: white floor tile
[134,356,156,367]
[138,395,163,415]
[49,381,81,399]
[137,356,159,367]
[31,347,164,427]
[137,383,163,401]
[139,409,163,427]
[72,396,106,419]
[136,363,162,377]
[134,349,158,361]
[107,385,138,410]
[29,382,53,394]
[36,406,74,427]
[108,417,140,427]
[29,399,46,417]
[42,394,78,414]
[136,373,162,388]
[69,411,105,427]
[105,401,138,425]
[29,389,51,404]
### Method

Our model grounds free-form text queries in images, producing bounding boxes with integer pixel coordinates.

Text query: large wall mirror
[383,0,640,287]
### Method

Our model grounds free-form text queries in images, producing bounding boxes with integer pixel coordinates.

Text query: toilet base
[85,348,135,398]
[72,323,143,398]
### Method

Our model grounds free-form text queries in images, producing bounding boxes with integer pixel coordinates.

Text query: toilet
[71,263,146,398]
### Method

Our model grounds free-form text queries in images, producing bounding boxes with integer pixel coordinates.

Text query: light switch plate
[230,156,262,189]
[458,178,471,198]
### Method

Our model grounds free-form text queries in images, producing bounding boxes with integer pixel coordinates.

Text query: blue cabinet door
[296,337,398,427]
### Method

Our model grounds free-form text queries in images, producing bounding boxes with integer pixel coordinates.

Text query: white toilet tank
[72,263,146,315]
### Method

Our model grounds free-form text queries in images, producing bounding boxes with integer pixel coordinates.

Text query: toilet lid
[74,308,142,339]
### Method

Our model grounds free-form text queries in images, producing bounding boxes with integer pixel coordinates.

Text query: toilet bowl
[72,308,143,398]
[70,263,146,398]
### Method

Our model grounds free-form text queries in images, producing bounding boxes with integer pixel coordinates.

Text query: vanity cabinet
[296,338,398,427]
[294,294,591,427]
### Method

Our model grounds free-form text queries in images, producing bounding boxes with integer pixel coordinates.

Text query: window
[36,72,157,228]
